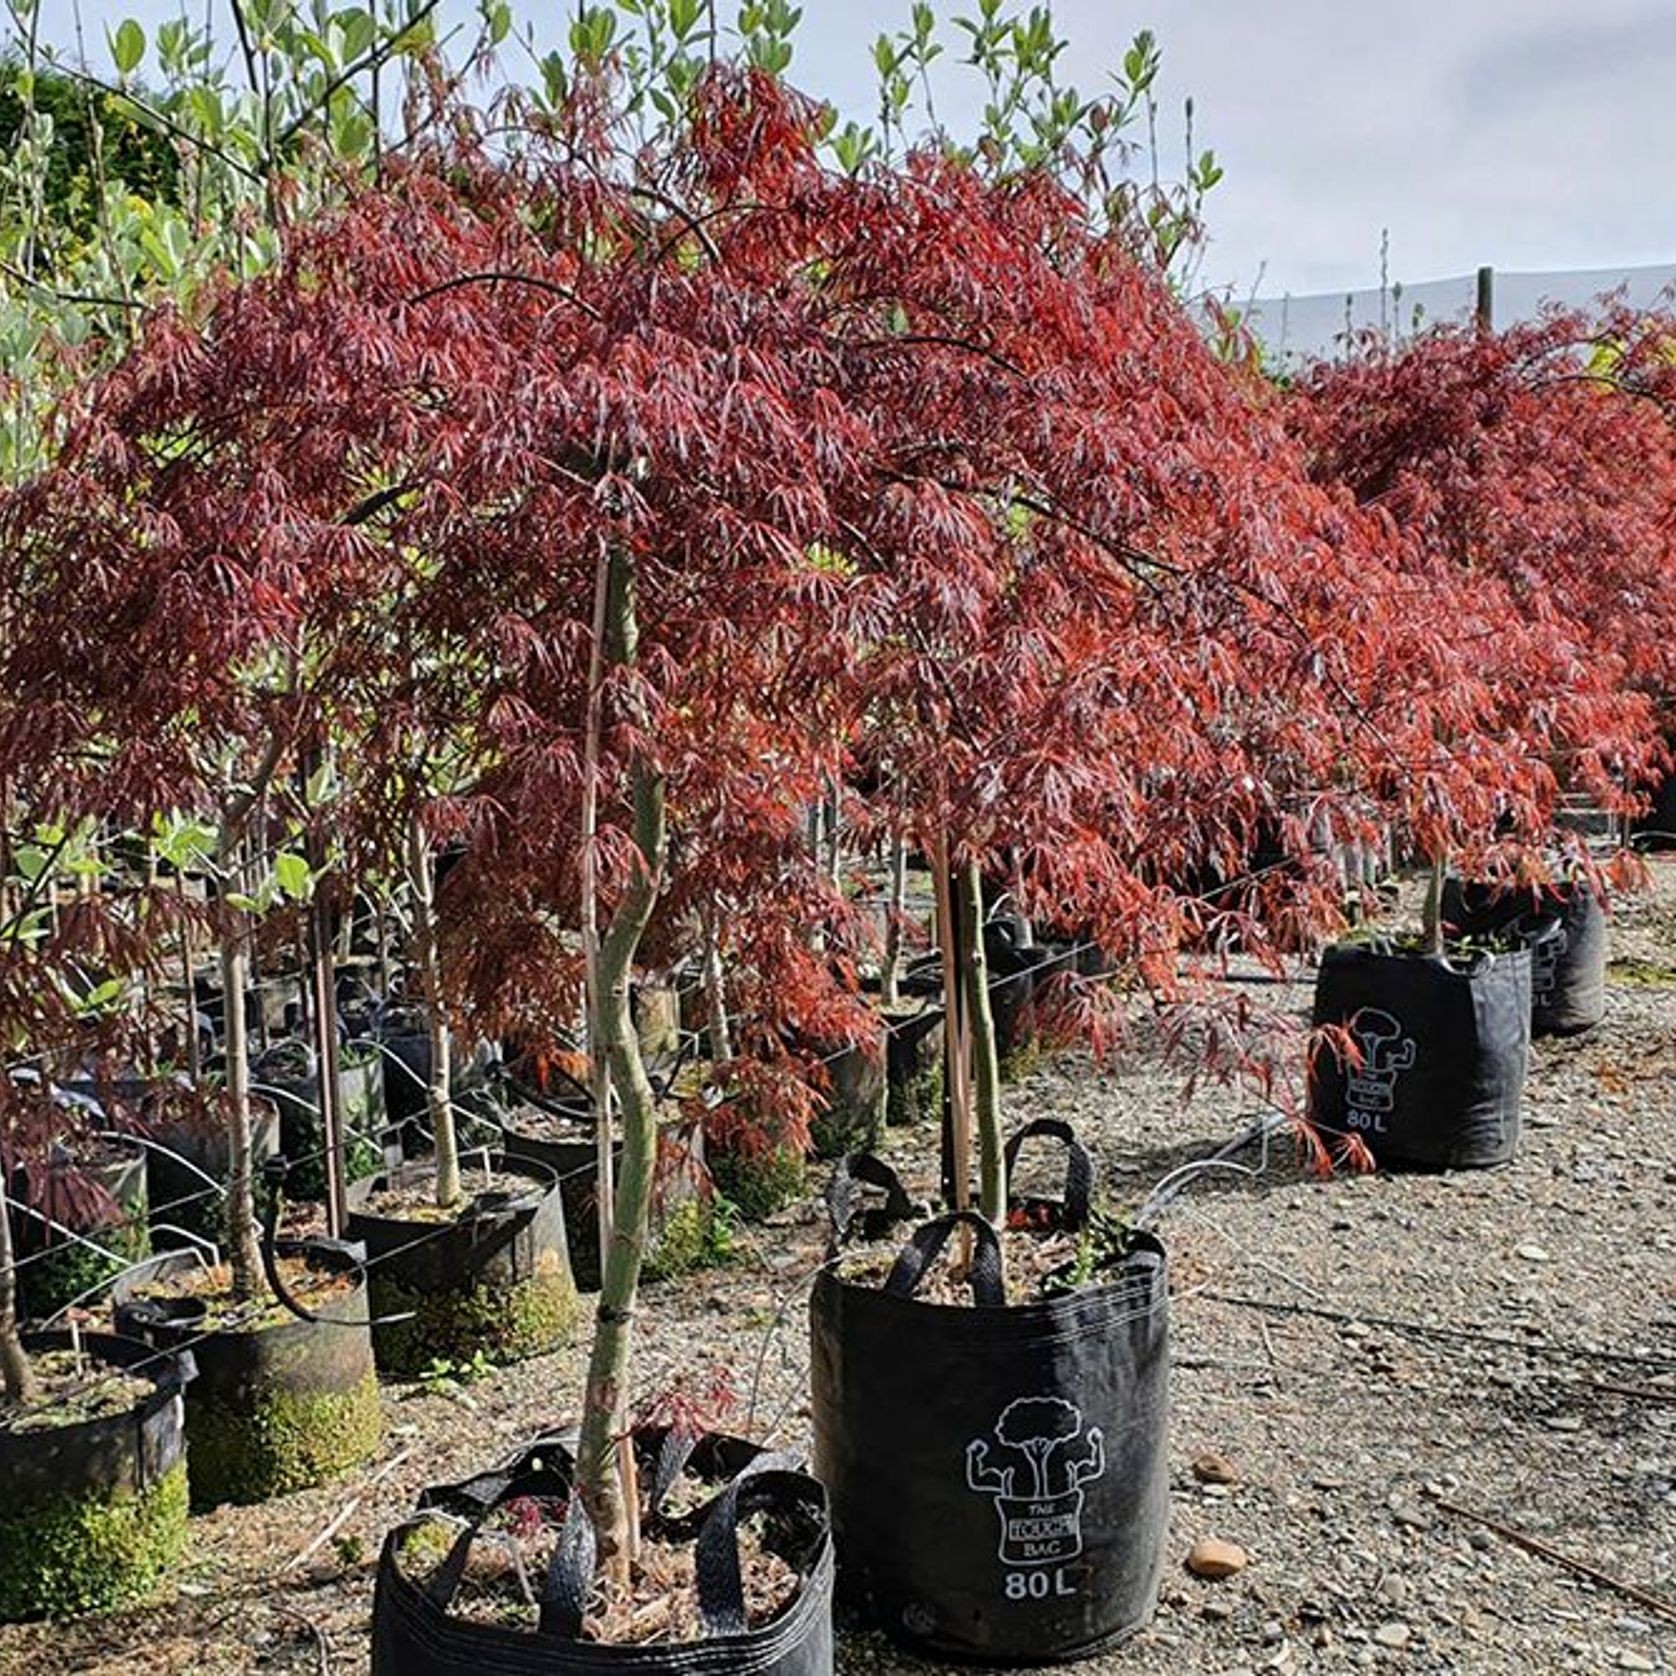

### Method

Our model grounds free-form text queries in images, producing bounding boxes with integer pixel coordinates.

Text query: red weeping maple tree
[1287,312,1676,888]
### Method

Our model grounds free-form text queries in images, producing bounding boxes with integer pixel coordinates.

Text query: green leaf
[111,18,147,77]
[274,851,313,900]
[13,845,49,883]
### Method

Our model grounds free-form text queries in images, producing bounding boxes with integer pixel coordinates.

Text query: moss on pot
[710,1145,808,1223]
[999,1035,1041,1083]
[0,1457,188,1621]
[183,1366,383,1508]
[367,1247,578,1378]
[887,1052,943,1128]
[16,1220,148,1322]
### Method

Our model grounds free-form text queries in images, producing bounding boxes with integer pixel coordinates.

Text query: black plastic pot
[807,1036,886,1161]
[810,1170,1170,1665]
[883,1005,944,1128]
[1442,876,1607,1037]
[499,1104,705,1292]
[142,1091,281,1250]
[0,1331,194,1620]
[13,1137,150,1321]
[984,923,1049,1076]
[371,1428,834,1675]
[1309,941,1532,1169]
[379,1028,433,1153]
[253,1042,386,1201]
[346,1153,578,1376]
[112,1239,381,1507]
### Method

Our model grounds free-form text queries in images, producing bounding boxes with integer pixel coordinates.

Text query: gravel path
[5,865,1673,1675]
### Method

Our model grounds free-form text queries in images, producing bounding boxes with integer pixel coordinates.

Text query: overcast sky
[23,1,1676,303]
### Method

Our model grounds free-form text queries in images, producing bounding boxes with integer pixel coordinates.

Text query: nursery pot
[112,1238,381,1507]
[142,1091,281,1251]
[983,922,1051,1075]
[253,1041,385,1201]
[346,1153,578,1376]
[499,1102,705,1291]
[1310,941,1532,1169]
[12,1135,150,1321]
[0,1330,194,1620]
[810,1173,1169,1665]
[883,1004,945,1128]
[371,1427,834,1675]
[379,1028,433,1154]
[1442,877,1607,1037]
[806,1033,887,1161]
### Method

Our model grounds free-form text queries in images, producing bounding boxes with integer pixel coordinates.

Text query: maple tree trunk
[701,911,731,1064]
[581,540,615,1258]
[218,831,263,1303]
[0,1160,39,1405]
[178,872,201,1085]
[957,859,1005,1225]
[1422,850,1448,956]
[407,811,458,1210]
[931,834,973,1213]
[575,549,666,1584]
[881,834,907,1008]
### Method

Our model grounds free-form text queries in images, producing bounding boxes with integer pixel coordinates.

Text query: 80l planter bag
[1309,941,1531,1169]
[1442,876,1606,1037]
[372,1428,834,1675]
[811,1171,1169,1666]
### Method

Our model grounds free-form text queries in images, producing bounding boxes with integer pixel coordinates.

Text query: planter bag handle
[647,1427,702,1524]
[692,1456,824,1638]
[538,1447,804,1640]
[537,1494,598,1637]
[824,1152,918,1255]
[420,1459,573,1613]
[884,1211,1005,1306]
[1003,1117,1094,1232]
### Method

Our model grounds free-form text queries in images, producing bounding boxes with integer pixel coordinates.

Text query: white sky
[23,1,1676,303]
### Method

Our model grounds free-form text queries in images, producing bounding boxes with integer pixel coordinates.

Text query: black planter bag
[1310,941,1531,1169]
[1442,877,1606,1037]
[372,1429,834,1675]
[810,1149,1169,1666]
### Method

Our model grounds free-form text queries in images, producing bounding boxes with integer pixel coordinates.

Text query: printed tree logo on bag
[966,1396,1105,1594]
[1344,1007,1416,1133]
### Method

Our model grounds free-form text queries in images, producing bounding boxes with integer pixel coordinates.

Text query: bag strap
[1003,1118,1094,1232]
[884,1212,1005,1305]
[420,1459,569,1611]
[824,1152,917,1255]
[691,1455,820,1637]
[537,1494,598,1637]
[648,1429,701,1522]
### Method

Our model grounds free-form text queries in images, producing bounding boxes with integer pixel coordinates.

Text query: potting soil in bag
[810,1164,1169,1666]
[1310,941,1531,1169]
[372,1429,834,1676]
[1442,877,1606,1036]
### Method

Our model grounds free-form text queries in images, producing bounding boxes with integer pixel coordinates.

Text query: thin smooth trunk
[932,834,973,1214]
[881,834,907,1008]
[0,1163,39,1404]
[1423,850,1448,956]
[958,860,1005,1226]
[701,910,731,1064]
[307,903,347,1238]
[580,541,615,1259]
[575,550,665,1584]
[823,774,841,886]
[179,874,201,1085]
[408,812,457,1209]
[219,832,262,1302]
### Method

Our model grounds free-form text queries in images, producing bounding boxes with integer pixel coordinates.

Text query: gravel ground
[4,864,1673,1676]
